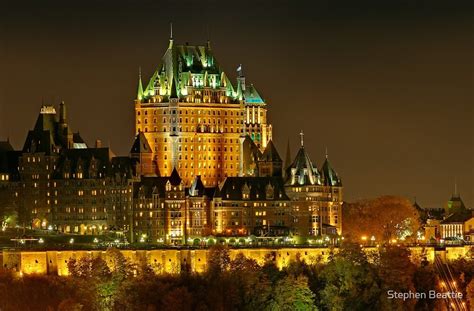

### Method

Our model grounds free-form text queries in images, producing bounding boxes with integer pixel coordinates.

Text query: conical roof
[286,145,321,186]
[130,132,152,154]
[321,157,342,186]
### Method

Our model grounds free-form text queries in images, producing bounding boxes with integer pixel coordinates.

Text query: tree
[413,264,444,311]
[320,242,380,311]
[207,245,231,275]
[67,255,111,280]
[343,196,421,242]
[377,246,417,310]
[270,275,317,311]
[467,279,474,310]
[106,247,133,281]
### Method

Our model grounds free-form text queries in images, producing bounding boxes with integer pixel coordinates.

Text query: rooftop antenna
[454,177,458,196]
[299,130,304,147]
[206,24,211,48]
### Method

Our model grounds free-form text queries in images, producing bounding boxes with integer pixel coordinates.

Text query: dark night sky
[0,0,472,207]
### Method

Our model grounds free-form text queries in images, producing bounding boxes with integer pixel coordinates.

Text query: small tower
[258,140,283,177]
[137,67,144,101]
[285,131,321,186]
[130,132,157,177]
[320,152,342,187]
[283,138,291,178]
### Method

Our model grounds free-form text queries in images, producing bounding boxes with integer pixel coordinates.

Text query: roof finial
[299,130,304,147]
[237,64,243,76]
[325,146,328,159]
[139,66,141,78]
[170,22,173,40]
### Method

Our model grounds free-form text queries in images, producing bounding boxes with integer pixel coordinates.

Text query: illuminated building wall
[8,246,474,277]
[285,133,343,236]
[211,177,291,236]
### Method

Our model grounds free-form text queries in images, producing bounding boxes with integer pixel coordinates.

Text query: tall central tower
[134,36,272,186]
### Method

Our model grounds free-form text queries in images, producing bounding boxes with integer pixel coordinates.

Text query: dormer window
[266,184,274,199]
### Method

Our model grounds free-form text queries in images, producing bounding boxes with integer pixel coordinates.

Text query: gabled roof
[22,130,55,155]
[441,210,473,224]
[0,141,14,152]
[133,176,170,198]
[189,175,205,197]
[130,132,152,154]
[260,140,282,162]
[243,135,261,157]
[169,167,182,186]
[0,141,20,179]
[111,156,136,180]
[53,148,112,179]
[321,157,342,186]
[215,176,290,201]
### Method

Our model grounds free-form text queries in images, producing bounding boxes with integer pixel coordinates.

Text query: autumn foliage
[343,195,421,242]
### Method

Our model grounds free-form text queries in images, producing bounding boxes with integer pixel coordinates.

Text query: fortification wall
[0,246,471,276]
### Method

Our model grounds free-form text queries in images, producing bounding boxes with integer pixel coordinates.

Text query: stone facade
[1,246,470,276]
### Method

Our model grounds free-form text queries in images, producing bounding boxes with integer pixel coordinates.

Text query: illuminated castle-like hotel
[0,35,343,244]
[134,35,272,185]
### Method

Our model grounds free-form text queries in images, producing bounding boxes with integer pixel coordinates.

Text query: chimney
[59,101,67,124]
[95,139,102,148]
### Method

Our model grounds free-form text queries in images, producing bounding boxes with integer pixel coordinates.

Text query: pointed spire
[325,147,328,159]
[236,77,243,100]
[299,130,304,147]
[284,138,291,171]
[137,67,144,100]
[206,24,211,49]
[168,22,174,49]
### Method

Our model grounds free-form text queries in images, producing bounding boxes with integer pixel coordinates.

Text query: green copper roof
[243,83,265,104]
[321,157,342,186]
[135,40,277,104]
[139,41,238,101]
